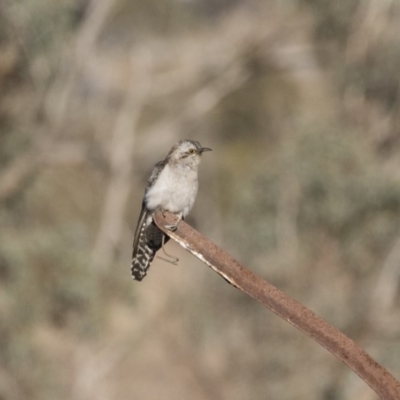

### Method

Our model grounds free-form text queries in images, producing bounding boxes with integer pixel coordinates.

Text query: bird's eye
[189,149,196,154]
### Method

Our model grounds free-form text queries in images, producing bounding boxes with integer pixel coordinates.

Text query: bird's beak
[199,147,212,153]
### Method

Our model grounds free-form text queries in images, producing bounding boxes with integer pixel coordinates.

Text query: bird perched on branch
[131,139,212,281]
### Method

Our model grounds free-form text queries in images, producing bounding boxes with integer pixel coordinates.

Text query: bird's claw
[161,210,181,231]
[164,222,179,231]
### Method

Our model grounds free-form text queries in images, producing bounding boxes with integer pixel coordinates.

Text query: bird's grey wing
[145,158,169,243]
[144,159,167,195]
[132,158,166,256]
[131,159,168,281]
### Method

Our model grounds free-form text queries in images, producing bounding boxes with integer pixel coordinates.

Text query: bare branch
[0,134,54,203]
[0,151,42,203]
[140,62,249,152]
[368,235,400,333]
[91,50,152,269]
[154,211,400,400]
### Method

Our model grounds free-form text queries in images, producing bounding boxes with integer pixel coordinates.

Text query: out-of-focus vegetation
[1,0,400,399]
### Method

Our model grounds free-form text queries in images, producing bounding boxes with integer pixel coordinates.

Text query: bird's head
[168,139,212,167]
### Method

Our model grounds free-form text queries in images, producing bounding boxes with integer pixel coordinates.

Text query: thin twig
[91,49,151,269]
[154,211,400,400]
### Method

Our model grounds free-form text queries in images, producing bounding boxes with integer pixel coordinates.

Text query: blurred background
[1,0,400,399]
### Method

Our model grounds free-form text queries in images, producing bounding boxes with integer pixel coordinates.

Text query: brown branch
[154,211,400,400]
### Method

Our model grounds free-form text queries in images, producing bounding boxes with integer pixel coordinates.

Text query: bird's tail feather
[131,209,167,281]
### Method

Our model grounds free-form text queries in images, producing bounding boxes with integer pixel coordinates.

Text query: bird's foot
[157,234,179,265]
[161,210,181,231]
[164,223,178,231]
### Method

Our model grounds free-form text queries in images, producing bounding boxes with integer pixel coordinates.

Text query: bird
[131,139,212,281]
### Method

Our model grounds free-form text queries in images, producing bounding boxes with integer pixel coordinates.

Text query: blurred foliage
[1,0,400,399]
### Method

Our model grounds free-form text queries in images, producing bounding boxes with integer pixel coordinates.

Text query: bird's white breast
[144,163,199,217]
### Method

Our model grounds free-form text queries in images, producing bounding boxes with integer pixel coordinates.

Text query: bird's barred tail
[131,209,166,281]
[131,209,154,281]
[131,239,156,281]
